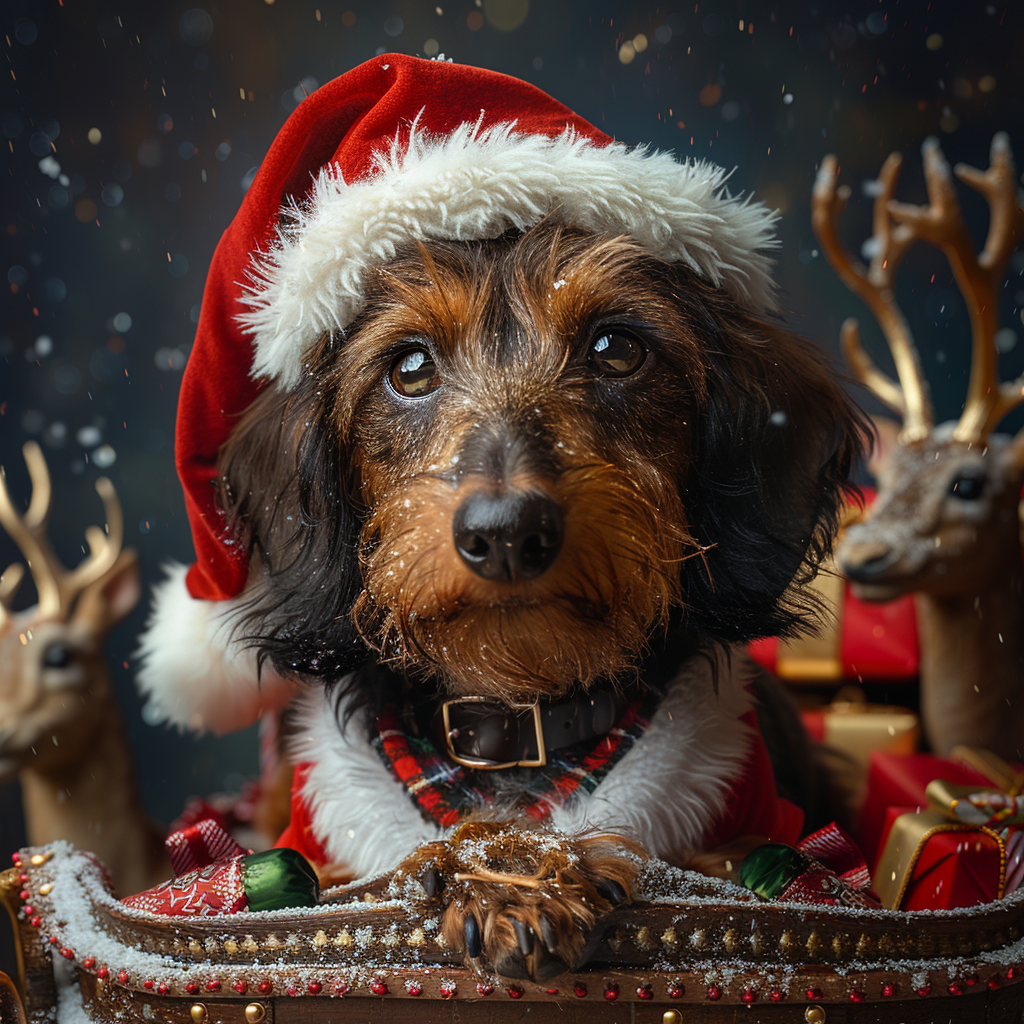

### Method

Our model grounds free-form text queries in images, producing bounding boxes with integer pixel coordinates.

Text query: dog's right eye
[389,347,442,398]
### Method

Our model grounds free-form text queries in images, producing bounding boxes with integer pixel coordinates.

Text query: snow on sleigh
[4,830,1024,1024]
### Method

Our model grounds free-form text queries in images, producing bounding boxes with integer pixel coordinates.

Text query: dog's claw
[464,913,481,958]
[538,916,559,956]
[419,866,444,898]
[512,917,533,957]
[596,876,627,905]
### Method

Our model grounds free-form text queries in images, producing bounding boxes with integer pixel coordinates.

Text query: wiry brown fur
[219,222,866,703]
[216,220,868,980]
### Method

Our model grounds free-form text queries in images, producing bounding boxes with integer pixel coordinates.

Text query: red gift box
[861,751,1024,910]
[858,751,1000,868]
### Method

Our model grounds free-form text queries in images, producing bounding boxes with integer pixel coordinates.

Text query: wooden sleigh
[4,842,1024,1024]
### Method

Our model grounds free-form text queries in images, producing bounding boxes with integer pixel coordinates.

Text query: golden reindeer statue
[812,133,1024,761]
[0,442,169,894]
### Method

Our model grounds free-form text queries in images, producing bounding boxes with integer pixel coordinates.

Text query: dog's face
[220,222,865,703]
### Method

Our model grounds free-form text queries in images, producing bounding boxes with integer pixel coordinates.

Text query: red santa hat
[136,53,779,734]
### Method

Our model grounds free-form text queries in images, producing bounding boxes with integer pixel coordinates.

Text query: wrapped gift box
[801,697,919,776]
[861,750,1024,910]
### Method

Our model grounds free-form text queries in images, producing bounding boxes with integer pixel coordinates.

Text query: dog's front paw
[396,821,645,980]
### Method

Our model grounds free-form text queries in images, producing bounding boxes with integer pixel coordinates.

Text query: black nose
[453,491,564,582]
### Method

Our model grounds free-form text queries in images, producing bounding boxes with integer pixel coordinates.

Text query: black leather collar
[432,687,633,770]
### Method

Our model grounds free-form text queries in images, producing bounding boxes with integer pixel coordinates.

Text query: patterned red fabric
[798,822,873,892]
[371,692,659,829]
[122,858,248,916]
[179,54,610,603]
[165,819,246,876]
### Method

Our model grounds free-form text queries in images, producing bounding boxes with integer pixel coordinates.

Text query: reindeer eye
[42,643,73,669]
[389,347,442,398]
[949,474,985,500]
[589,332,646,377]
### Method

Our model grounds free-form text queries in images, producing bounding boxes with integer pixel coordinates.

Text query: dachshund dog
[210,219,866,979]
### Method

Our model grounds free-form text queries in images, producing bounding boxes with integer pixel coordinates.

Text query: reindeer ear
[680,315,868,642]
[74,549,142,638]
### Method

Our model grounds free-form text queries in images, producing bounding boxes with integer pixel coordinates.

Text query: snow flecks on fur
[238,122,780,388]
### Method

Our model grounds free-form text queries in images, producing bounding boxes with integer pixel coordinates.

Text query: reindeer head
[0,442,140,780]
[812,134,1024,602]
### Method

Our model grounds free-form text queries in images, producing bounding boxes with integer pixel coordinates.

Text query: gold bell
[662,1011,682,1024]
[245,1004,266,1024]
[805,1006,827,1024]
[190,1004,208,1024]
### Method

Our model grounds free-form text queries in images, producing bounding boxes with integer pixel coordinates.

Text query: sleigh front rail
[4,843,1024,1022]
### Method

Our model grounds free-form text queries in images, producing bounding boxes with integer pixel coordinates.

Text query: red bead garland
[603,983,619,1001]
[117,971,129,985]
[407,982,423,997]
[307,981,322,995]
[881,982,896,997]
[370,979,388,995]
[706,984,722,1000]
[805,987,823,1000]
[233,980,248,995]
[741,987,757,1004]
[206,979,221,992]
[508,986,523,999]
[573,983,587,998]
[439,983,455,999]
[258,980,273,995]
[637,984,653,1000]
[476,983,494,996]
[849,989,865,1002]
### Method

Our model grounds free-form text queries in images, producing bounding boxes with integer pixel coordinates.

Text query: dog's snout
[453,491,563,583]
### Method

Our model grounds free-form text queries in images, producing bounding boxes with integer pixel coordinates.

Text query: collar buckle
[441,696,547,770]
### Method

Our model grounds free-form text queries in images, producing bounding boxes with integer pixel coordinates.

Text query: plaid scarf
[370,689,662,829]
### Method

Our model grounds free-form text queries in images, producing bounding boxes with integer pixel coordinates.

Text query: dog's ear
[217,374,367,683]
[679,299,869,642]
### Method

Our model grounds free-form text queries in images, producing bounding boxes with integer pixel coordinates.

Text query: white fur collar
[288,647,754,880]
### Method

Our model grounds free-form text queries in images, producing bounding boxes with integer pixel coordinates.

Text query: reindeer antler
[812,152,934,443]
[887,134,1024,443]
[0,441,123,620]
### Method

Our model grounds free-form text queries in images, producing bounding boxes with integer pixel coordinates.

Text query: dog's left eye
[588,332,646,377]
[389,347,442,398]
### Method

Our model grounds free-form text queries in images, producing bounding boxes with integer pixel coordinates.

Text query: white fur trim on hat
[135,563,300,735]
[239,121,780,389]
